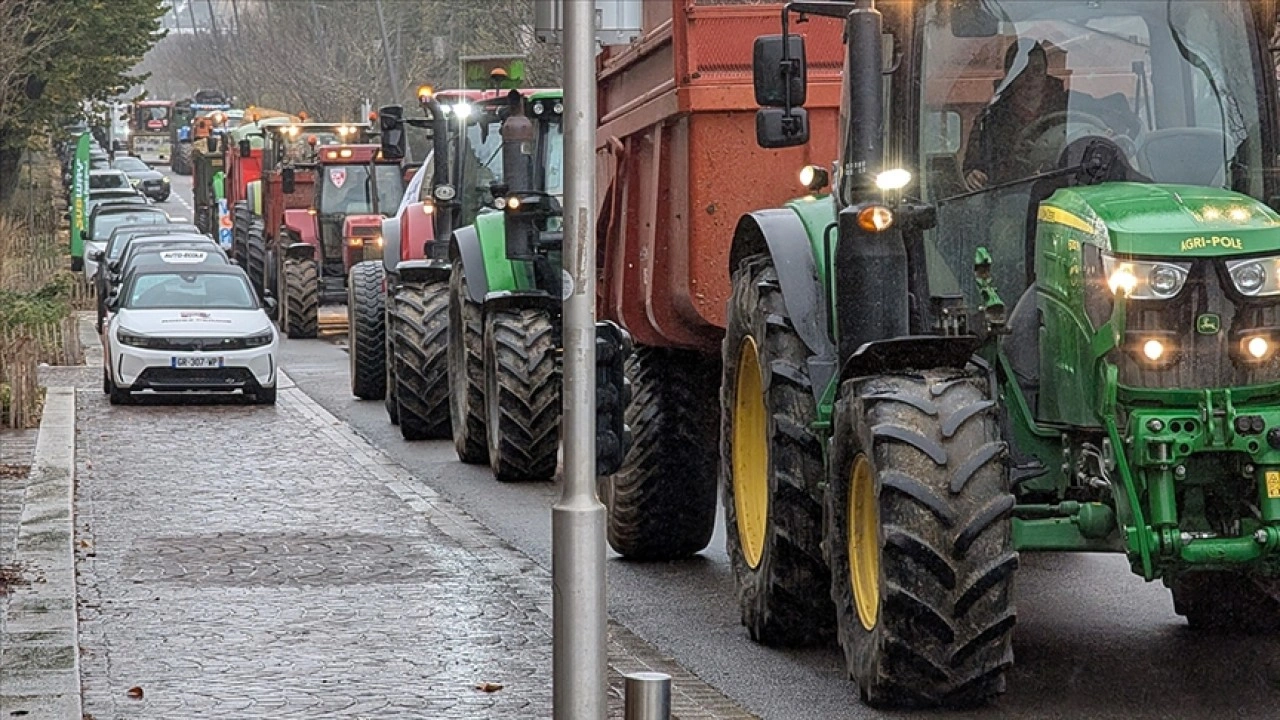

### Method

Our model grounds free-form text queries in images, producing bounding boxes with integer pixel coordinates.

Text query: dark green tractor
[724,0,1280,708]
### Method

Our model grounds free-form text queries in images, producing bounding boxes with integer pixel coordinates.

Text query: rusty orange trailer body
[595,0,844,353]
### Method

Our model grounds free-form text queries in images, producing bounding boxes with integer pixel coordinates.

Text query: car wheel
[102,368,110,395]
[108,381,132,406]
[254,385,277,405]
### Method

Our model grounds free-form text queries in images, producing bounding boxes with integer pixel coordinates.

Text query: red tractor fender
[399,201,436,263]
[282,209,318,249]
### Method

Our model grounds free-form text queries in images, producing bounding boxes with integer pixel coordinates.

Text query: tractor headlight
[1227,258,1280,297]
[1102,254,1189,299]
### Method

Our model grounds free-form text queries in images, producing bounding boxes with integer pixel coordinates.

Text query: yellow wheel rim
[849,454,880,631]
[732,336,769,570]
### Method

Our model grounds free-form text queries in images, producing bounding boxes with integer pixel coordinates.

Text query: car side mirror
[756,107,809,149]
[264,296,278,312]
[80,230,89,241]
[90,250,105,262]
[105,293,119,310]
[282,167,296,194]
[753,34,807,108]
[239,139,251,158]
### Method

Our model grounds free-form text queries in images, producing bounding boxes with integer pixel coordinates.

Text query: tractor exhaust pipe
[844,0,884,195]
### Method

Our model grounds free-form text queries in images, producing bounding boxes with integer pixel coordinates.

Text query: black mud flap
[838,335,983,383]
[284,243,315,261]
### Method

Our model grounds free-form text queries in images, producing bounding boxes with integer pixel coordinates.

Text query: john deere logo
[1197,313,1221,335]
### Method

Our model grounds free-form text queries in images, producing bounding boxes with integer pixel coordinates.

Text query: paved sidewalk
[64,359,752,718]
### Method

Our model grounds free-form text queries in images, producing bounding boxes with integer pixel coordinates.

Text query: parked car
[98,240,230,333]
[103,265,278,405]
[111,155,170,201]
[83,205,169,280]
[89,170,132,191]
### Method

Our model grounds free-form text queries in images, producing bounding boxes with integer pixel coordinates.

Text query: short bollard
[624,671,672,720]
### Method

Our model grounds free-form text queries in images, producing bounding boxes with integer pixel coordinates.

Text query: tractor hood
[342,214,383,236]
[1042,183,1280,257]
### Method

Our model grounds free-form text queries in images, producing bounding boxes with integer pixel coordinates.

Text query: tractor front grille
[1116,260,1280,390]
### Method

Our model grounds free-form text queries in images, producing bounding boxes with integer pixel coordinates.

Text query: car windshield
[917,0,1270,305]
[113,157,150,172]
[124,272,256,310]
[90,172,130,190]
[92,212,167,242]
[317,164,406,216]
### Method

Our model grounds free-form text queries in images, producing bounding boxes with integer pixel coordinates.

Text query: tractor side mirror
[756,107,809,149]
[238,139,251,158]
[282,167,296,194]
[752,34,807,108]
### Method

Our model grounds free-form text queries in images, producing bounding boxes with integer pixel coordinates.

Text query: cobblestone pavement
[69,364,753,719]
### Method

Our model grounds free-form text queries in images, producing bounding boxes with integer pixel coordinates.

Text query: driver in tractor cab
[963,39,1069,190]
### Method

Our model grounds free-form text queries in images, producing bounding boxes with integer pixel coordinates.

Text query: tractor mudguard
[396,259,450,285]
[838,335,984,384]
[284,243,315,262]
[483,289,559,314]
[282,209,317,247]
[729,208,837,402]
[382,215,401,275]
[452,224,488,304]
[453,214,530,305]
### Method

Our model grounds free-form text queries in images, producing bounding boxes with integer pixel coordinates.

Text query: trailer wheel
[347,261,386,400]
[721,254,833,645]
[448,259,487,464]
[282,257,319,339]
[827,370,1015,708]
[484,307,560,482]
[600,347,718,560]
[1171,571,1280,632]
[384,297,400,425]
[392,280,451,440]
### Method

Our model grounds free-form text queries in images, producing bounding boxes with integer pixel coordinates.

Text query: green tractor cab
[727,0,1280,708]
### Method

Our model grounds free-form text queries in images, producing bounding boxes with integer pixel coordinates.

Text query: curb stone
[0,387,81,719]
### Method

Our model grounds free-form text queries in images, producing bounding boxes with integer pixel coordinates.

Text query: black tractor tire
[231,201,251,265]
[194,206,210,236]
[448,259,487,464]
[347,261,386,400]
[600,346,719,560]
[483,307,560,482]
[1171,571,1280,632]
[391,280,451,441]
[281,257,319,339]
[826,369,1015,709]
[719,254,833,645]
[246,219,266,297]
[172,142,191,175]
[384,297,400,425]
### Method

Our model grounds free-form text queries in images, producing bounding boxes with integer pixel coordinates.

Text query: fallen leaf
[126,686,143,700]
[474,682,504,693]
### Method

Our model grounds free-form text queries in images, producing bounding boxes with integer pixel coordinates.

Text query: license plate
[171,356,223,369]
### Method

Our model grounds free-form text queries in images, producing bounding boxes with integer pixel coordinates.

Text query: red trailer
[595,0,845,559]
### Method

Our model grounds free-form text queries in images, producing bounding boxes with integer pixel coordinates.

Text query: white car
[103,264,280,405]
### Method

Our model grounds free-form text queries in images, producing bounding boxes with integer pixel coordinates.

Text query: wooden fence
[0,148,85,428]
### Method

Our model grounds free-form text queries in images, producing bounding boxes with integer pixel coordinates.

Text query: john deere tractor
[724,0,1280,708]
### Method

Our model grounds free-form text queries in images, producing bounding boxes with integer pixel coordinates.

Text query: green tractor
[726,0,1280,708]
[446,90,571,481]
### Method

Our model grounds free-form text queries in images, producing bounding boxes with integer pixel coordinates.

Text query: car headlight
[116,330,165,349]
[241,329,274,348]
[161,177,170,184]
[1226,258,1280,297]
[1101,254,1190,299]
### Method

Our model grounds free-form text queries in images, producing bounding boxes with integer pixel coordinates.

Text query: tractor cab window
[454,117,505,219]
[539,116,565,200]
[318,164,406,217]
[917,0,1268,306]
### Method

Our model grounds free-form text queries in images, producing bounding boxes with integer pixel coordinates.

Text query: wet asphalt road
[164,171,1280,720]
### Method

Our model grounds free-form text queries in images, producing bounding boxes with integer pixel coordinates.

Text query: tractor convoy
[169,0,1280,709]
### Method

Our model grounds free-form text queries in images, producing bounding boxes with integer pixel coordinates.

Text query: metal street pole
[553,0,606,717]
